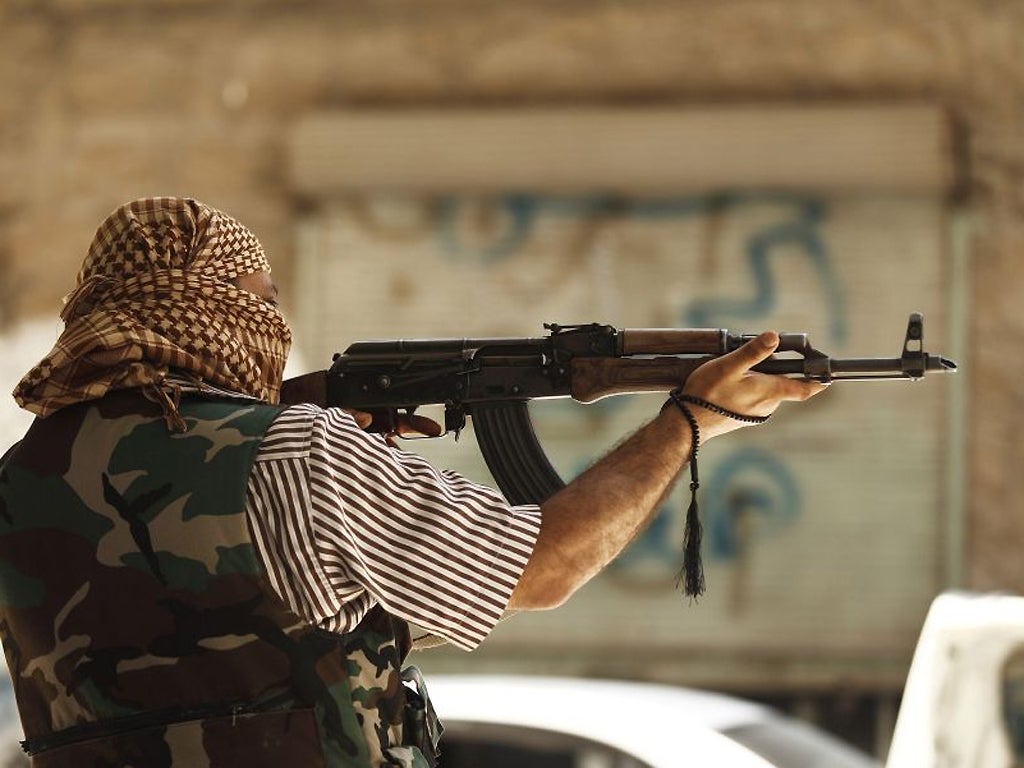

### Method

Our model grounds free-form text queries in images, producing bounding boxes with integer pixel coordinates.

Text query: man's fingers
[393,413,444,438]
[341,408,445,440]
[721,331,780,375]
[341,408,374,430]
[771,376,830,402]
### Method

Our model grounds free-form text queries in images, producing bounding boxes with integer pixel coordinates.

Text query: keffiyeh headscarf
[14,197,292,426]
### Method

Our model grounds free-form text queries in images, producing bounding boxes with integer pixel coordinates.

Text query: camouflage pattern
[0,391,437,766]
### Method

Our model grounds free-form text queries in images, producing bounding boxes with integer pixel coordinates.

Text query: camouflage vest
[0,392,439,767]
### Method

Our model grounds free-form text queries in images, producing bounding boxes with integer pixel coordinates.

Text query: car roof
[426,674,777,768]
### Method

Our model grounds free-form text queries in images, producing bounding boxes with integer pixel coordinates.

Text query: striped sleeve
[245,403,542,651]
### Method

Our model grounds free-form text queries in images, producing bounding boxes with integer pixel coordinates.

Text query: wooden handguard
[619,328,727,355]
[569,357,709,403]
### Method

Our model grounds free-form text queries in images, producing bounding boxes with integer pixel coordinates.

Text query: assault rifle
[280,313,956,506]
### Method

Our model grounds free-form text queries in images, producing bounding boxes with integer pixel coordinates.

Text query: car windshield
[440,722,653,768]
[724,718,881,768]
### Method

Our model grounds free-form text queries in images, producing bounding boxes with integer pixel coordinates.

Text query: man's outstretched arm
[509,331,828,611]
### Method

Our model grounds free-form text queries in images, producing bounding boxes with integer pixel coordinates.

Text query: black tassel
[680,479,706,597]
[665,390,706,598]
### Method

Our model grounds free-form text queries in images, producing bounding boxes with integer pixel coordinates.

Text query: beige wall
[1,0,1022,596]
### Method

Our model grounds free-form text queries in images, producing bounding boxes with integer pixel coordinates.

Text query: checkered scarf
[14,198,292,424]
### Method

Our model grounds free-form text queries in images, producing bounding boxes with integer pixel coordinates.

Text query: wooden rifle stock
[280,371,327,406]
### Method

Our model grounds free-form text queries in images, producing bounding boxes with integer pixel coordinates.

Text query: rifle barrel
[755,354,956,381]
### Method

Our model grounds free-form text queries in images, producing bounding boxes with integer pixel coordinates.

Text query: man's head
[15,198,292,418]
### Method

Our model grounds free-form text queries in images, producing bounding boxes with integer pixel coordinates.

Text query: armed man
[0,198,825,767]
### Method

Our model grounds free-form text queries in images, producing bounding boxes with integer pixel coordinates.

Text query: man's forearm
[508,406,691,610]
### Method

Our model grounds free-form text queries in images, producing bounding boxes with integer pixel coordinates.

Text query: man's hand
[681,331,829,441]
[342,409,443,443]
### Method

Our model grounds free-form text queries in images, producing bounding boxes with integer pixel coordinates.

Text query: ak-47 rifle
[280,313,956,506]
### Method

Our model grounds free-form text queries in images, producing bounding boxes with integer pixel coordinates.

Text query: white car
[426,675,880,768]
[886,592,1024,768]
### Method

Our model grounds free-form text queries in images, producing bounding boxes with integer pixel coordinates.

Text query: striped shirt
[244,403,543,651]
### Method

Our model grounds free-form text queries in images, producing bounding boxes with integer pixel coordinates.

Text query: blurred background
[1,0,1022,762]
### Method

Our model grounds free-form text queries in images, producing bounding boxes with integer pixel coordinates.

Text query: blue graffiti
[704,446,801,561]
[437,195,538,260]
[436,192,845,343]
[438,194,725,262]
[683,196,846,343]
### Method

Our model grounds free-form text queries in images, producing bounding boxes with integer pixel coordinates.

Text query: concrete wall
[2,0,1022,628]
